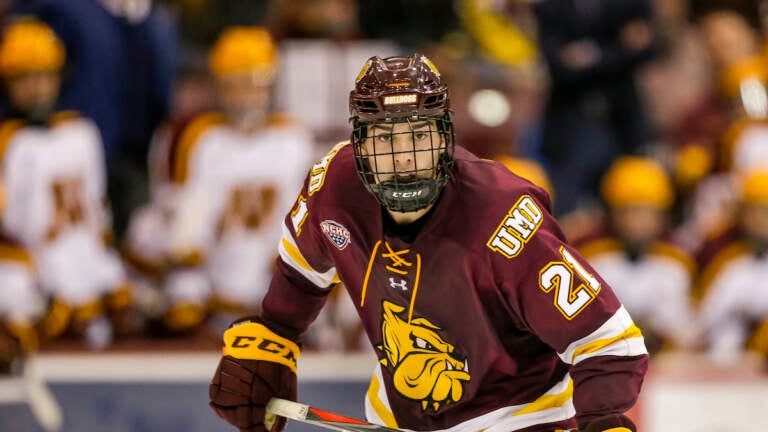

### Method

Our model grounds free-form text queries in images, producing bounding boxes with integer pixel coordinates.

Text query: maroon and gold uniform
[263,143,648,431]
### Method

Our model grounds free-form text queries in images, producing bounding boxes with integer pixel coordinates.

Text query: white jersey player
[577,157,698,353]
[0,18,131,350]
[126,27,314,332]
[698,169,768,364]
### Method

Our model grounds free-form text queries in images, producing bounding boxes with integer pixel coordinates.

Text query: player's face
[362,120,445,184]
[216,72,271,130]
[611,205,666,245]
[741,203,768,243]
[5,71,60,121]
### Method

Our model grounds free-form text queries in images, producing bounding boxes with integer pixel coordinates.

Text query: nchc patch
[320,220,351,250]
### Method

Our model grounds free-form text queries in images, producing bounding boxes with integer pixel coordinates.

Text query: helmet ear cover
[349,53,455,212]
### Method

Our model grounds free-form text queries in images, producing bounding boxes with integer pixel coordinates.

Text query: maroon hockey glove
[580,414,636,432]
[209,318,299,432]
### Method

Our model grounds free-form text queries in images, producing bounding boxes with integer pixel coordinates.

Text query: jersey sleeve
[261,143,347,339]
[489,189,648,424]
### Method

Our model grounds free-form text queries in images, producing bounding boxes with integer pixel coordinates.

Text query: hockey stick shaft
[266,397,402,432]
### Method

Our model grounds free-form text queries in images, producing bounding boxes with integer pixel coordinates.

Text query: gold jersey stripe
[513,379,573,417]
[366,373,399,428]
[572,324,643,360]
[696,241,751,302]
[281,236,315,273]
[172,112,225,183]
[0,243,34,268]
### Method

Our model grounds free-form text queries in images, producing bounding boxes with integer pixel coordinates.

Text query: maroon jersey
[263,143,648,431]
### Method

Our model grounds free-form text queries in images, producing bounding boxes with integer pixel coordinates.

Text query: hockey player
[0,18,133,350]
[698,169,768,364]
[125,26,315,333]
[209,54,647,432]
[576,157,697,354]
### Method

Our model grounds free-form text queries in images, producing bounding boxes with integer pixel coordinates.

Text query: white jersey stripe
[278,223,338,288]
[558,306,648,365]
[365,367,576,432]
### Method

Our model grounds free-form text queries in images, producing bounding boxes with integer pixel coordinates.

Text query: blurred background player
[672,1,768,252]
[124,26,314,336]
[698,169,768,366]
[0,18,134,350]
[575,157,697,354]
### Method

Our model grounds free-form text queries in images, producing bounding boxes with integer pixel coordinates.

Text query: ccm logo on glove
[223,322,300,372]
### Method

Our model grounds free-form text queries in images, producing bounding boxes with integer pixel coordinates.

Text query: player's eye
[413,131,428,141]
[375,134,392,143]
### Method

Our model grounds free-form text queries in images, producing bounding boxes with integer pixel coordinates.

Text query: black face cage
[351,114,455,213]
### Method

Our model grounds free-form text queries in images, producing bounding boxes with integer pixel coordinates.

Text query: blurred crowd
[0,0,767,373]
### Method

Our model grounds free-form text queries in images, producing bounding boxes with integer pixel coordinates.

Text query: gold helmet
[496,156,553,198]
[0,18,65,77]
[601,157,674,209]
[741,169,768,205]
[208,26,277,83]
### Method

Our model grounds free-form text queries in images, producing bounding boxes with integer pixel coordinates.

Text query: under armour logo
[389,278,408,291]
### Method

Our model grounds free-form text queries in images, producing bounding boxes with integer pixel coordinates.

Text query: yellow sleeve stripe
[222,322,300,373]
[603,429,632,432]
[572,324,643,360]
[559,306,648,364]
[278,225,339,288]
[513,379,573,416]
[366,372,399,428]
[281,236,314,273]
[172,113,225,184]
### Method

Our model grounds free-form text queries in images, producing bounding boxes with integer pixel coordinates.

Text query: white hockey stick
[266,398,402,432]
[23,360,63,432]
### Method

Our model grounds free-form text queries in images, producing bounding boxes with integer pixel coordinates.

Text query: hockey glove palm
[209,319,299,432]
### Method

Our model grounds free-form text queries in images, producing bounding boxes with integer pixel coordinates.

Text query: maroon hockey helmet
[349,53,455,213]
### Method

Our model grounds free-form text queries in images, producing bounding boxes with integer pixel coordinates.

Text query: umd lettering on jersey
[487,195,543,258]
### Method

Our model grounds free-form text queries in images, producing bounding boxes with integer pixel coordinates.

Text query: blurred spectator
[671,1,768,251]
[457,0,538,69]
[159,0,270,47]
[267,0,359,40]
[533,0,659,217]
[124,27,314,337]
[357,0,460,50]
[575,157,697,354]
[697,169,768,365]
[0,18,136,350]
[9,0,177,239]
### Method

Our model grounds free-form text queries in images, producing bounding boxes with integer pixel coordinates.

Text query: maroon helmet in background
[350,53,455,213]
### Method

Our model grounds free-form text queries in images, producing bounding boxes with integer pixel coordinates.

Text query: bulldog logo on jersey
[377,300,470,412]
[320,220,351,250]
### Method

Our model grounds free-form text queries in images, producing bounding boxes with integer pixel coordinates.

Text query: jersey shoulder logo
[486,194,543,258]
[377,300,470,412]
[320,220,351,250]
